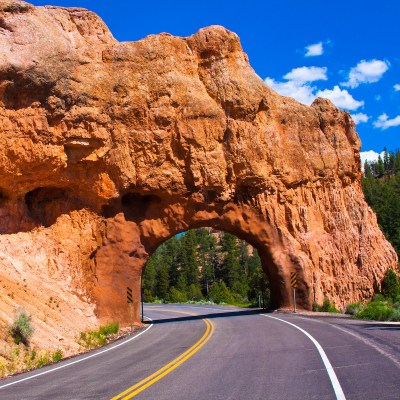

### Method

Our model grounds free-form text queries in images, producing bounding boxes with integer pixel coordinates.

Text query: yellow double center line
[111,310,214,400]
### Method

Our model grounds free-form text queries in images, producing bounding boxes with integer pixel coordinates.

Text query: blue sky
[30,0,400,158]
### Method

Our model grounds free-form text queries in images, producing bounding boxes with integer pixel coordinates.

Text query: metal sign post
[290,272,297,313]
[141,288,144,323]
[293,288,296,314]
[127,287,133,332]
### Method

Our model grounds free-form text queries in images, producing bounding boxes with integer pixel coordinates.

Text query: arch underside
[93,192,314,324]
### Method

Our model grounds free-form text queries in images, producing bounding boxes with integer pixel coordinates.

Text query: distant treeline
[142,229,270,306]
[363,148,400,256]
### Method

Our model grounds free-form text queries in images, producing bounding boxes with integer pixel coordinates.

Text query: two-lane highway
[1,305,399,399]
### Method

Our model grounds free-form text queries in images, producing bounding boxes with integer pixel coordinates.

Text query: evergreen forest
[362,149,400,257]
[142,229,270,307]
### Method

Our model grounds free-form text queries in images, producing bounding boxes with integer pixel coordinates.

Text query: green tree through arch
[142,228,270,307]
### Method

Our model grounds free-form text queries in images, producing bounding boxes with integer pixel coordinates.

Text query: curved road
[0,304,399,399]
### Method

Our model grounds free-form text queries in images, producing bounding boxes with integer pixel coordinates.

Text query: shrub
[79,331,105,348]
[231,281,249,301]
[36,350,50,368]
[345,302,364,315]
[0,345,63,376]
[98,322,119,336]
[312,301,320,312]
[381,269,400,302]
[52,349,63,362]
[208,281,234,304]
[187,284,203,301]
[143,288,154,303]
[357,301,395,321]
[8,309,34,346]
[168,287,188,303]
[0,357,6,377]
[392,305,400,321]
[373,293,386,302]
[313,297,339,313]
[78,322,120,349]
[3,2,31,13]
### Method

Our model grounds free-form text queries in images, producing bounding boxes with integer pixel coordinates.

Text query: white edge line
[261,314,346,400]
[329,323,400,369]
[294,316,400,369]
[0,317,153,390]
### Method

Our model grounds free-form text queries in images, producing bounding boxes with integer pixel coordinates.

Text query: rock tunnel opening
[93,198,309,326]
[142,228,274,309]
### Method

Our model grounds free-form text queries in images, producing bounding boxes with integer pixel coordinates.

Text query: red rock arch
[94,196,306,325]
[0,2,397,328]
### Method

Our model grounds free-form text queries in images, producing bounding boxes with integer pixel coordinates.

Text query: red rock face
[0,0,397,336]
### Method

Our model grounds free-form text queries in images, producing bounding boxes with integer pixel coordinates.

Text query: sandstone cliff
[0,0,397,352]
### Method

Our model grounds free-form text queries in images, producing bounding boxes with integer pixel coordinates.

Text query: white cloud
[265,66,328,105]
[305,42,323,57]
[342,59,389,88]
[394,84,400,91]
[316,85,364,110]
[264,77,316,105]
[351,113,369,124]
[373,113,400,129]
[360,150,384,170]
[283,66,327,83]
[265,67,364,111]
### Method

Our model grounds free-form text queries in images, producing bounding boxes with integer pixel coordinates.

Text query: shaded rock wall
[0,0,397,335]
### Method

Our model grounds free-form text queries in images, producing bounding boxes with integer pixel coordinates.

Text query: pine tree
[388,152,395,175]
[248,265,270,309]
[383,147,390,173]
[218,233,250,300]
[208,281,234,304]
[364,160,373,178]
[376,155,385,177]
[394,151,400,173]
[248,251,262,277]
[239,240,250,276]
[219,232,241,288]
[247,250,270,308]
[381,269,400,302]
[180,230,200,287]
[176,273,188,294]
[362,149,400,256]
[196,228,217,295]
[142,256,157,302]
[160,236,180,287]
[188,283,203,301]
[157,263,170,300]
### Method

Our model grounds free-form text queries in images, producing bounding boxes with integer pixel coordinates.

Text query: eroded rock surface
[0,0,397,348]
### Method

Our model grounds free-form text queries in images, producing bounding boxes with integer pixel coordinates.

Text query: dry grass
[0,324,63,378]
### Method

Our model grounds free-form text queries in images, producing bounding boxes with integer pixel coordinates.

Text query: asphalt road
[0,304,399,399]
